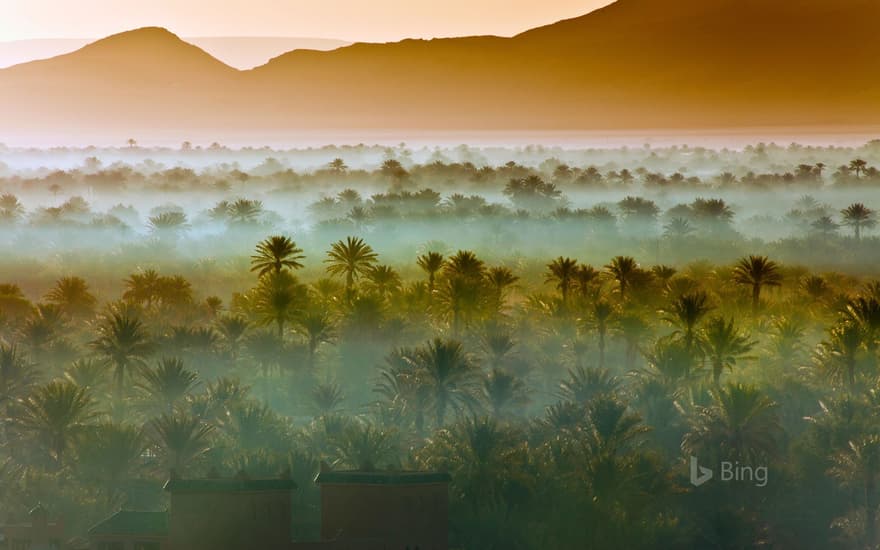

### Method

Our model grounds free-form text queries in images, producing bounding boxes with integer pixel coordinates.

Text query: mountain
[0,37,350,70]
[2,0,880,141]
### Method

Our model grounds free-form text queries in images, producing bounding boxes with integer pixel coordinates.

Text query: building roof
[163,477,297,493]
[314,471,452,485]
[88,511,168,537]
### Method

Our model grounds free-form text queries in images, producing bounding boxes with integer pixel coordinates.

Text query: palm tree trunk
[752,284,761,314]
[598,329,606,369]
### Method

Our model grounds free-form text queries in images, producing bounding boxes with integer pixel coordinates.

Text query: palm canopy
[732,255,783,312]
[700,316,756,385]
[324,236,379,293]
[18,380,97,467]
[683,382,781,464]
[546,257,579,305]
[89,311,154,395]
[250,235,305,277]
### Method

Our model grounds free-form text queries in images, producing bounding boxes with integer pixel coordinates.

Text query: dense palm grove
[2,143,880,549]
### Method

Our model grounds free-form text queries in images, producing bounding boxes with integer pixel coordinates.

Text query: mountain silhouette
[2,0,879,139]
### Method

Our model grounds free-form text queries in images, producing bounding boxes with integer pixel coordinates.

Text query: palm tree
[584,300,615,368]
[332,420,398,471]
[559,365,621,405]
[841,203,877,242]
[74,422,147,504]
[485,266,519,312]
[829,435,880,548]
[365,265,402,300]
[0,193,25,224]
[663,217,695,239]
[574,265,601,302]
[215,314,249,360]
[18,380,96,467]
[149,412,214,475]
[227,198,264,225]
[732,255,783,313]
[295,311,335,368]
[252,270,307,340]
[148,211,189,240]
[662,290,714,351]
[417,252,445,295]
[310,382,345,416]
[814,321,865,390]
[811,216,840,238]
[135,358,200,414]
[250,235,305,277]
[844,296,880,358]
[546,257,579,308]
[482,369,530,419]
[849,159,869,178]
[0,344,37,443]
[44,276,97,319]
[444,250,486,280]
[700,316,755,385]
[324,237,379,300]
[90,312,154,397]
[414,339,480,427]
[123,269,161,308]
[605,256,639,301]
[682,383,781,464]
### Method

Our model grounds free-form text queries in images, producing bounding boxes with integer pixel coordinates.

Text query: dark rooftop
[314,471,452,485]
[163,477,297,493]
[88,511,168,536]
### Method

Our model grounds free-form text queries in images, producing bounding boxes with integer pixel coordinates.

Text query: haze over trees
[2,141,880,548]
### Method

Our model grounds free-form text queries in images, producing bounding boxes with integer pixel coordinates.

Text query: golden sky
[1,0,614,42]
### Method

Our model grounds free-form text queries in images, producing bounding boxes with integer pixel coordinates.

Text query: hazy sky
[0,0,614,42]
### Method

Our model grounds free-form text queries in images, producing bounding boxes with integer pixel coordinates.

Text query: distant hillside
[2,0,879,139]
[0,36,349,69]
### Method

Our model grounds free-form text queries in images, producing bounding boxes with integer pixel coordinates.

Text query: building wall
[169,490,291,550]
[319,484,448,550]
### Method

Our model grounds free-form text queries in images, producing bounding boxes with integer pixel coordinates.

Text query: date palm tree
[559,365,621,405]
[662,290,713,352]
[215,314,249,360]
[365,265,402,300]
[252,270,307,340]
[732,255,783,313]
[682,383,781,464]
[416,252,445,295]
[485,266,519,312]
[482,369,530,419]
[605,256,639,301]
[849,159,869,179]
[90,311,154,397]
[332,420,399,471]
[700,316,755,385]
[18,380,96,467]
[546,257,579,309]
[44,276,97,319]
[135,358,200,415]
[584,300,615,368]
[414,339,480,428]
[295,311,335,369]
[814,321,865,390]
[829,435,880,548]
[149,412,214,475]
[74,422,147,505]
[841,203,877,242]
[0,344,37,444]
[250,235,305,277]
[325,237,379,301]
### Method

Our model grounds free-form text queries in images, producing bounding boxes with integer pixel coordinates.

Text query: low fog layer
[3,140,880,549]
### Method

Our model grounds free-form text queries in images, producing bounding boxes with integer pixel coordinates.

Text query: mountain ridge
[2,0,879,138]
